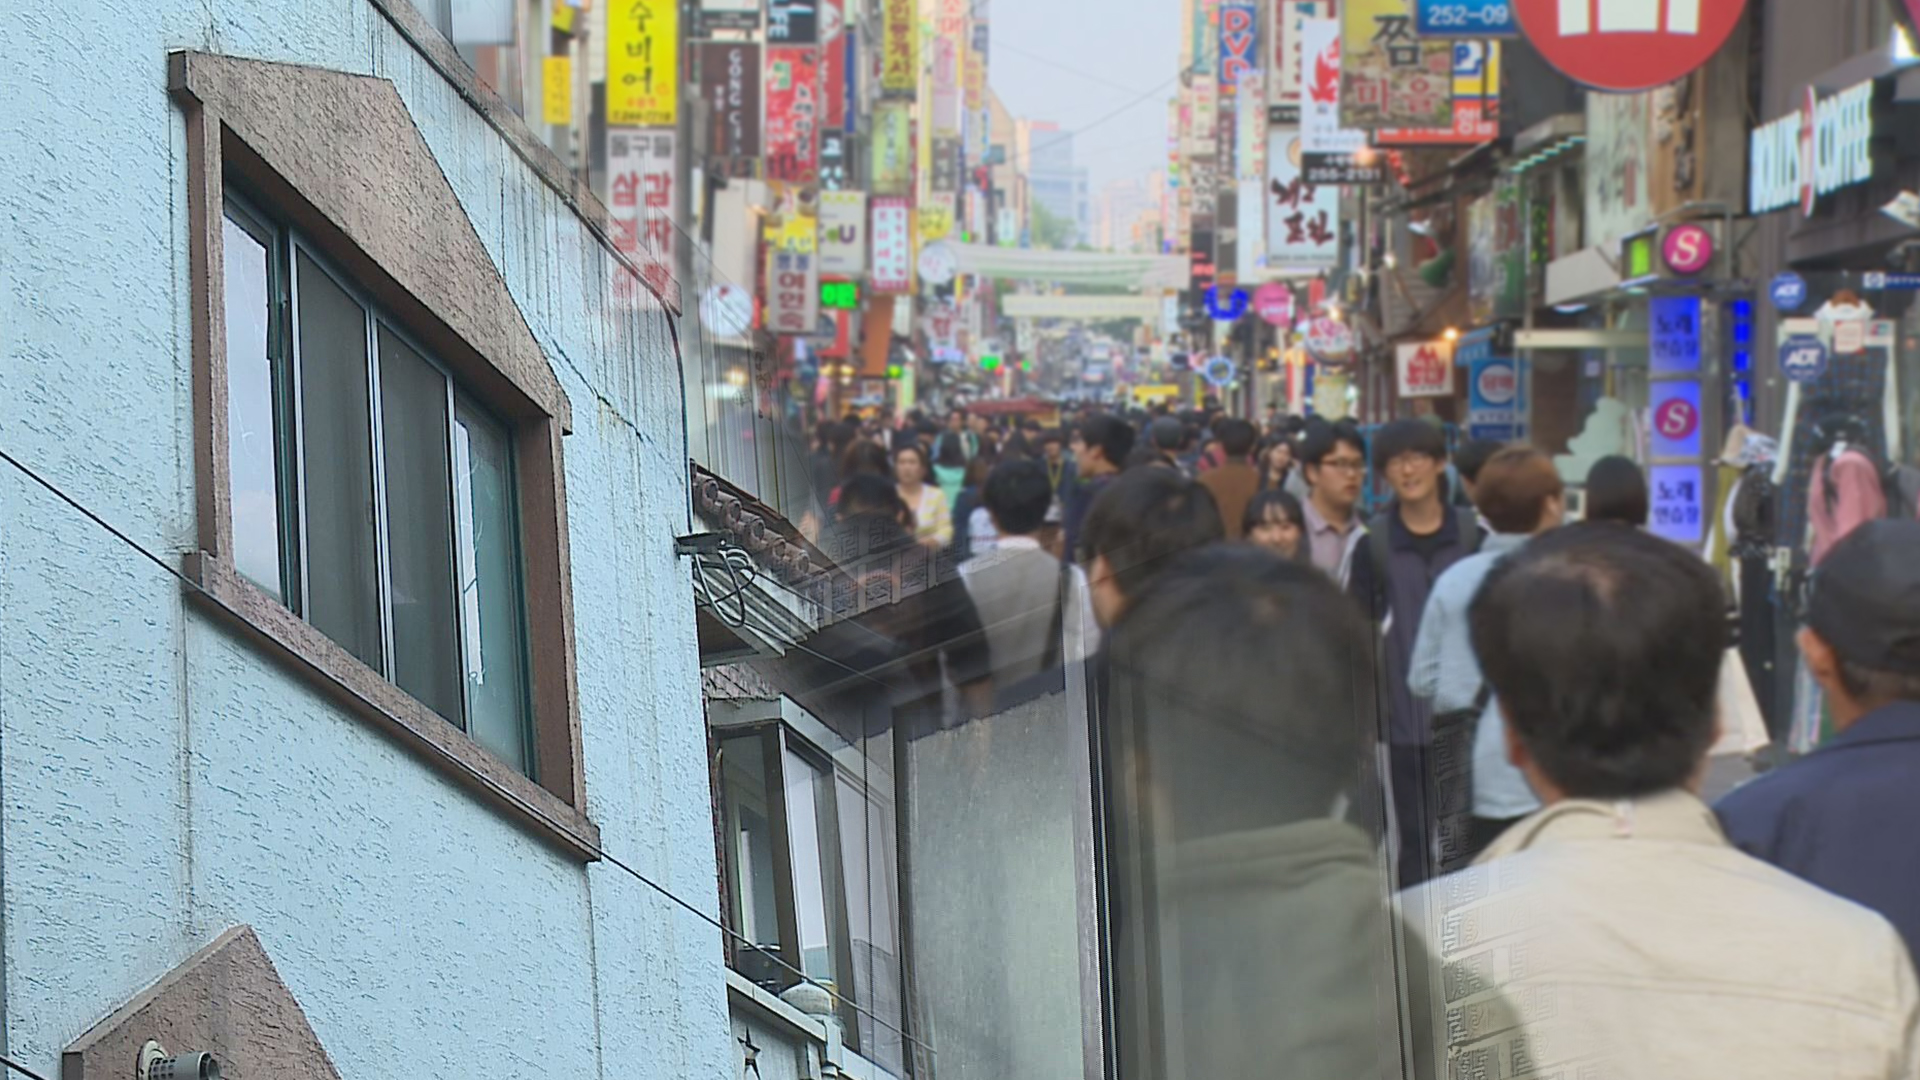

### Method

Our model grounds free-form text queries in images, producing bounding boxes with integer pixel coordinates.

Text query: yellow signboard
[881,0,918,96]
[917,205,954,243]
[1133,384,1183,405]
[542,56,573,126]
[608,0,678,126]
[763,214,819,254]
[871,103,914,196]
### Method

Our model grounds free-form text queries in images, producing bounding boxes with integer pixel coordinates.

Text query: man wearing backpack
[1347,420,1484,888]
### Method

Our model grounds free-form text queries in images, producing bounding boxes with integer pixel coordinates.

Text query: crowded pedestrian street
[2,0,1919,1078]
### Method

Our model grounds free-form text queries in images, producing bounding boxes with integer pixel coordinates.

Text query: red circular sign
[1253,282,1294,326]
[1655,397,1700,441]
[1514,0,1749,93]
[1661,224,1715,275]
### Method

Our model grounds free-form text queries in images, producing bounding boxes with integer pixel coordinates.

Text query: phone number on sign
[1419,4,1512,30]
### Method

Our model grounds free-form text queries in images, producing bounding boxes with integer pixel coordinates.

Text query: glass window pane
[722,733,787,980]
[378,327,463,724]
[294,250,383,670]
[453,399,532,773]
[784,747,843,991]
[223,213,285,601]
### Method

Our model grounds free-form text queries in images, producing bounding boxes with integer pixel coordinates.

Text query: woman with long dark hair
[1584,456,1649,528]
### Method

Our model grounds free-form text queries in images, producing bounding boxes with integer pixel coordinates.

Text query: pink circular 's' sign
[1662,224,1715,275]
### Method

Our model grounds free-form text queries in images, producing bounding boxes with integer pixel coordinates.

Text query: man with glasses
[1298,420,1370,584]
[1348,420,1483,888]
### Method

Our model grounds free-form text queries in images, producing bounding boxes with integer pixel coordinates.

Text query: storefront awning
[999,294,1166,320]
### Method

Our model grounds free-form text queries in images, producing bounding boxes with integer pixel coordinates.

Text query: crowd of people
[796,397,1920,1078]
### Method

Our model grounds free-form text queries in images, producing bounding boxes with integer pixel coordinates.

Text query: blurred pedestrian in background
[894,442,952,550]
[1198,419,1262,541]
[1584,454,1649,528]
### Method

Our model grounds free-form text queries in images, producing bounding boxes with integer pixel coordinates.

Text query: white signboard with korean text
[606,128,676,305]
[817,190,868,276]
[1266,127,1339,268]
[766,249,819,336]
[870,197,913,294]
[1396,340,1454,398]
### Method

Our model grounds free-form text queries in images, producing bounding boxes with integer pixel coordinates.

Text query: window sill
[722,969,903,1080]
[182,552,602,862]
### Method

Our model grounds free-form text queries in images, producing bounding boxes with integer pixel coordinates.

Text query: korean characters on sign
[1396,340,1455,397]
[609,0,679,126]
[606,128,676,305]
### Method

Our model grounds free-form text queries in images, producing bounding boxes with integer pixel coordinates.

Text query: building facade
[0,1,729,1077]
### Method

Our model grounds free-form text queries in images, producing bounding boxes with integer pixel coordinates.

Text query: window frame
[714,715,895,1060]
[172,50,595,860]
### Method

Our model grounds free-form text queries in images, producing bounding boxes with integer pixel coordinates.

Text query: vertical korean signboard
[1272,0,1334,108]
[1267,127,1338,268]
[698,42,761,176]
[871,197,913,294]
[607,128,676,302]
[818,191,869,277]
[871,102,913,195]
[881,0,918,97]
[608,0,679,126]
[767,249,820,336]
[765,47,820,183]
[1340,0,1452,129]
[1648,295,1707,545]
[767,0,817,43]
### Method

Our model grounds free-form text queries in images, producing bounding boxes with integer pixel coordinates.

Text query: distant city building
[1024,120,1090,246]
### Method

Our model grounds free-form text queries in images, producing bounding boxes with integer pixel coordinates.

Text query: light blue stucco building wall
[0,2,732,1077]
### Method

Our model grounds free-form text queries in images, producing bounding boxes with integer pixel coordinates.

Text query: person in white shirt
[959,459,1098,691]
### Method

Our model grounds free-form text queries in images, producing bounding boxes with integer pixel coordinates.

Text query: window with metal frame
[718,721,907,1066]
[222,193,536,776]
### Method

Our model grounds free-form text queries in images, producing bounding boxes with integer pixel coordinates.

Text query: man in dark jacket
[1717,519,1920,961]
[1347,420,1481,888]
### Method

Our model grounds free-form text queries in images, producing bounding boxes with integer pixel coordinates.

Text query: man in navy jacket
[1717,519,1920,962]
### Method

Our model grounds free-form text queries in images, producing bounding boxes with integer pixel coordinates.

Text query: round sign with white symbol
[1769,272,1808,312]
[1202,355,1238,387]
[1476,361,1517,405]
[701,284,754,338]
[1252,282,1295,326]
[1780,334,1829,384]
[1305,317,1354,365]
[1513,0,1749,93]
[1655,397,1700,442]
[917,241,959,286]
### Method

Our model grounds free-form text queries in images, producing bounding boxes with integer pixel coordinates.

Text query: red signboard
[1513,0,1748,93]
[765,46,821,183]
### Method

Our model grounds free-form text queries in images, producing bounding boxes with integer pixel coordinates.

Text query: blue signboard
[1649,464,1707,545]
[1467,357,1522,441]
[1780,334,1829,384]
[1415,0,1518,36]
[1649,296,1702,375]
[1862,272,1920,291]
[1650,380,1704,461]
[1769,272,1808,312]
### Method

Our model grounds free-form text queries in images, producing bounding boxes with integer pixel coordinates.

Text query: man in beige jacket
[1401,524,1920,1080]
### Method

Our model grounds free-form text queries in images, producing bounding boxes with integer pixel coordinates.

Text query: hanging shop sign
[767,249,820,336]
[1272,1,1334,108]
[1301,19,1366,155]
[870,197,913,294]
[1769,271,1809,312]
[698,0,760,34]
[1340,0,1455,130]
[881,0,918,97]
[1415,0,1518,36]
[1372,40,1500,145]
[697,43,762,173]
[1780,333,1829,384]
[871,103,913,195]
[1206,286,1251,320]
[764,47,820,184]
[1749,80,1877,217]
[1651,382,1704,459]
[767,0,818,43]
[1514,0,1748,93]
[1862,271,1920,290]
[608,0,679,126]
[1467,355,1521,441]
[1649,296,1702,375]
[820,0,850,130]
[1396,340,1454,398]
[931,32,962,137]
[817,191,868,277]
[1306,316,1354,364]
[1661,223,1716,275]
[1267,126,1344,267]
[1220,1,1261,89]
[606,128,675,299]
[1253,281,1296,325]
[1649,464,1706,545]
[1204,356,1240,387]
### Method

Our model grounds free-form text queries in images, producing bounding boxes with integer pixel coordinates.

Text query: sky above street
[990,0,1183,194]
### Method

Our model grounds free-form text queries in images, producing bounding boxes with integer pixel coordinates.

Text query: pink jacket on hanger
[1809,449,1887,565]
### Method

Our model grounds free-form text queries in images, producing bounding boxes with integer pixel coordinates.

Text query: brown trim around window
[168,50,596,860]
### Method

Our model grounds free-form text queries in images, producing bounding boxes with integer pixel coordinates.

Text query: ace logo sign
[1397,340,1454,397]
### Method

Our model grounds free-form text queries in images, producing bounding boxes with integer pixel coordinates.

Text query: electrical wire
[992,40,1166,95]
[0,1053,51,1080]
[0,444,934,1056]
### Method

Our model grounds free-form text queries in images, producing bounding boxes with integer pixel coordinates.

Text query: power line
[992,40,1165,95]
[1018,67,1189,166]
[0,444,934,1057]
[0,1053,51,1080]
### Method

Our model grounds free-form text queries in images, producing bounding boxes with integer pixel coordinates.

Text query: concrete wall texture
[0,2,730,1078]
